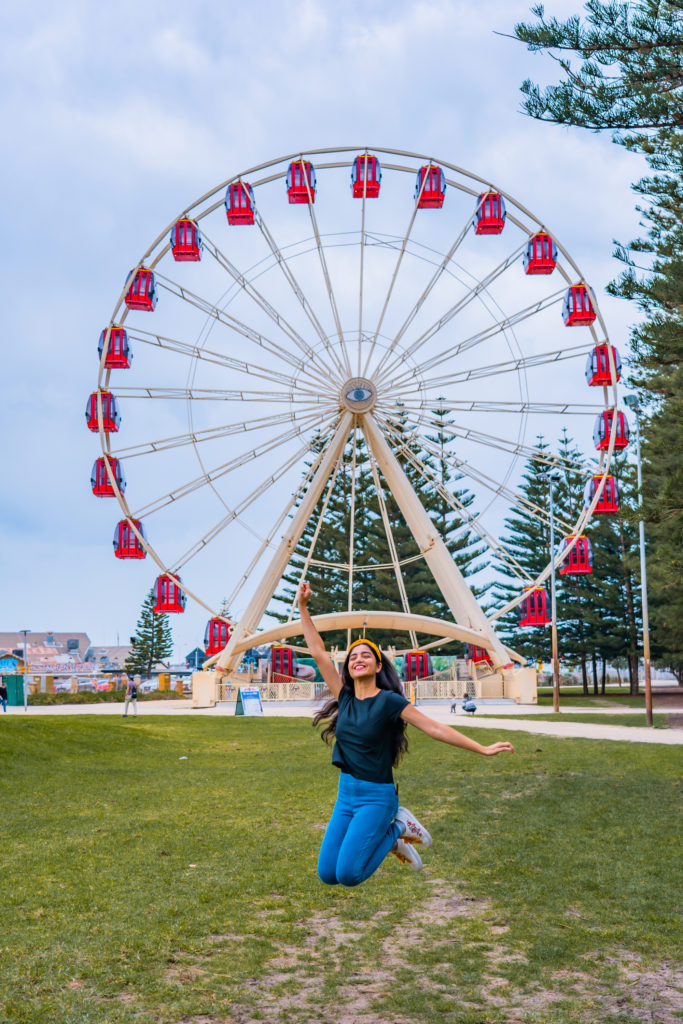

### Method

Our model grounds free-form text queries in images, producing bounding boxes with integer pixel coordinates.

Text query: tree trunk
[601,657,606,695]
[591,649,598,695]
[619,521,640,696]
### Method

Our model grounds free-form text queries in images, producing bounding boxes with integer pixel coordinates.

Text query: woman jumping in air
[298,581,514,887]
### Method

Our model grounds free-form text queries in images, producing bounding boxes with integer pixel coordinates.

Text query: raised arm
[400,704,514,757]
[298,582,342,698]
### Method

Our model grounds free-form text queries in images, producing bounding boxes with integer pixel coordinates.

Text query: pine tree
[512,0,683,682]
[513,2,683,137]
[125,589,174,679]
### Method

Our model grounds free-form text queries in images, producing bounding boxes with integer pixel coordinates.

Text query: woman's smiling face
[348,644,379,678]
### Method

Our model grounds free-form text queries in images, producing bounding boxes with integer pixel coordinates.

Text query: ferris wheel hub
[340,377,377,413]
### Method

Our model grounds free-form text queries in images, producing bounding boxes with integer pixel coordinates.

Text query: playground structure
[90,147,623,704]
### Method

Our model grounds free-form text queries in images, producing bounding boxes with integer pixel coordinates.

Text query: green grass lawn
[1,717,681,1024]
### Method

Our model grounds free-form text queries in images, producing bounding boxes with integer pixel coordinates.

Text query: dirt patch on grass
[228,878,488,1023]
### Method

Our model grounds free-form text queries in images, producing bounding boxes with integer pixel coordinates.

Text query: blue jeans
[318,772,402,887]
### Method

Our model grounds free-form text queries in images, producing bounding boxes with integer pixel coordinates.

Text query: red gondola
[113,519,147,559]
[563,284,596,326]
[272,645,294,682]
[351,154,381,198]
[474,191,506,235]
[519,587,550,627]
[85,391,120,433]
[465,644,492,664]
[170,219,202,261]
[558,535,593,576]
[204,617,230,656]
[225,182,255,225]
[585,344,621,386]
[124,268,157,311]
[403,650,432,681]
[593,408,629,450]
[98,327,132,369]
[91,457,125,497]
[414,165,446,208]
[154,574,186,613]
[584,474,620,514]
[523,232,557,275]
[286,161,316,204]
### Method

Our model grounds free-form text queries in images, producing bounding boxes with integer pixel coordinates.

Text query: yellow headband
[348,638,382,663]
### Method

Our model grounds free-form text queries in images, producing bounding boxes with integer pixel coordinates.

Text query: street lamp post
[19,629,31,712]
[623,395,653,727]
[541,469,563,713]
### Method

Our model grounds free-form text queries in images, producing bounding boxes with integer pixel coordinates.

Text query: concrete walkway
[3,699,681,744]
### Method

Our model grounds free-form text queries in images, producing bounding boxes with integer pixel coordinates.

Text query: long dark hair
[313,645,409,767]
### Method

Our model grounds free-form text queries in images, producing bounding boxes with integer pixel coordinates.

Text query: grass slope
[0,717,680,1024]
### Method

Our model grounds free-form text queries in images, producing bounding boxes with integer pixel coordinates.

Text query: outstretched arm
[400,704,514,756]
[298,582,342,698]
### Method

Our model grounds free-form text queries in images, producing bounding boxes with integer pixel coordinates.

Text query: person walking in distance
[123,676,139,718]
[0,680,7,713]
[298,582,514,887]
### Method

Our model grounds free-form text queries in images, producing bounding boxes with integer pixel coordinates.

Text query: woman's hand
[298,581,312,609]
[482,741,515,756]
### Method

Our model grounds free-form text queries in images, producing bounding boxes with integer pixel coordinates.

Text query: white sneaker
[394,806,433,849]
[390,838,423,871]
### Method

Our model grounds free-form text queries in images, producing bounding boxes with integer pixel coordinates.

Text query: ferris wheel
[90,145,624,674]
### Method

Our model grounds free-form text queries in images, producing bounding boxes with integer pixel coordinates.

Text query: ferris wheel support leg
[361,413,511,669]
[215,412,354,674]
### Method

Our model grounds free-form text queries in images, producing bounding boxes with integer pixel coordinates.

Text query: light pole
[623,395,653,727]
[19,629,31,712]
[541,469,563,713]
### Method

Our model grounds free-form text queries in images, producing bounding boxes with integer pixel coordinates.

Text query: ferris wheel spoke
[361,171,432,377]
[114,384,335,405]
[199,228,332,374]
[384,339,596,397]
[346,427,358,645]
[126,326,338,395]
[407,410,587,473]
[154,271,330,385]
[107,408,328,460]
[254,211,349,381]
[376,242,528,387]
[169,435,328,572]
[357,160,370,376]
[130,410,336,520]
[379,414,574,534]
[307,202,353,378]
[224,432,337,612]
[366,444,418,647]
[285,449,345,622]
[389,397,603,416]
[375,414,532,582]
[385,288,566,391]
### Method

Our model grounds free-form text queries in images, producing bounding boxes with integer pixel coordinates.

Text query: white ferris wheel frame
[94,145,621,671]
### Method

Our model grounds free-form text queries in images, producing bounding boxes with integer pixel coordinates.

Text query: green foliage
[512,0,683,681]
[494,434,642,691]
[0,718,680,1023]
[125,589,174,679]
[513,1,683,136]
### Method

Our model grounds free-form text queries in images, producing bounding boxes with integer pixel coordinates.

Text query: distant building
[0,650,24,674]
[90,645,132,670]
[185,647,207,670]
[0,632,91,673]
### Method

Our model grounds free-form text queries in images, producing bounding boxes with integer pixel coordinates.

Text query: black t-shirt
[332,688,409,784]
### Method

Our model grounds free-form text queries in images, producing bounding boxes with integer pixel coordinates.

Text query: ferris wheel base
[191,664,537,708]
[195,610,537,707]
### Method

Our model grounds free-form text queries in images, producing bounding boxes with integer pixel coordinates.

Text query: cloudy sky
[1,1,647,659]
